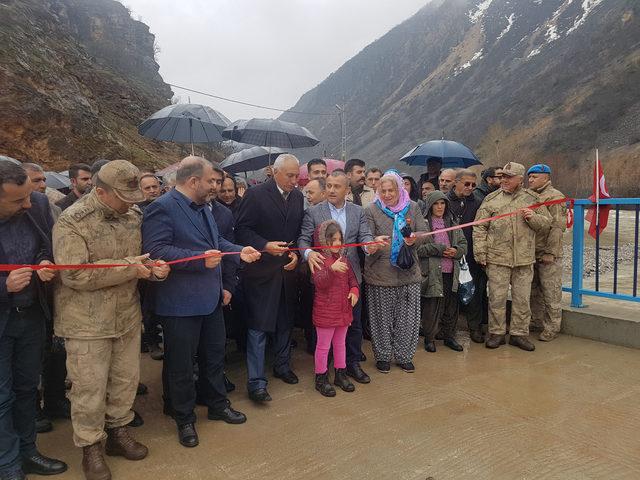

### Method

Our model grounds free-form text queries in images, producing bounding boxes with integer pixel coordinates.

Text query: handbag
[458,255,475,305]
[396,243,414,270]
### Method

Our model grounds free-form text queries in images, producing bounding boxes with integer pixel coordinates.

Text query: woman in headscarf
[401,173,420,202]
[364,170,428,373]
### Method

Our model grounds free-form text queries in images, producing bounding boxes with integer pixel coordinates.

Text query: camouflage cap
[502,162,526,177]
[97,160,145,203]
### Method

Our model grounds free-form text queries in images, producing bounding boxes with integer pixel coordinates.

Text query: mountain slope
[0,0,175,170]
[282,0,640,195]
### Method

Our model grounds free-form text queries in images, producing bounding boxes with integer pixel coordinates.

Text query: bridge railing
[563,198,640,307]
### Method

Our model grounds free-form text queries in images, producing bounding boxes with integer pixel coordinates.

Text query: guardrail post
[571,203,585,307]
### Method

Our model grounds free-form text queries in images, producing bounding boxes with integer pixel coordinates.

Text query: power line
[168,83,336,116]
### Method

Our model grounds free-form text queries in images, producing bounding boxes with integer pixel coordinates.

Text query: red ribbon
[0,197,573,272]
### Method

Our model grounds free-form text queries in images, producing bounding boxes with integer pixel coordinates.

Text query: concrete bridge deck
[38,332,640,480]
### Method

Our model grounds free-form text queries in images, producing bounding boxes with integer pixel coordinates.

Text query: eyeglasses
[463,182,477,188]
[490,175,503,179]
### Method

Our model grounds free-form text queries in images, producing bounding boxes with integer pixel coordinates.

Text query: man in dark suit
[142,156,261,448]
[235,154,304,402]
[0,162,67,480]
[298,170,388,385]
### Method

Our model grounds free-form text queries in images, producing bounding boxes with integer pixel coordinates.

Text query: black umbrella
[222,118,319,149]
[138,103,231,152]
[0,155,20,165]
[45,171,71,190]
[220,146,288,174]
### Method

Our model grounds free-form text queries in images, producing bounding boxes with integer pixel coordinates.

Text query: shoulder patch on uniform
[66,204,94,222]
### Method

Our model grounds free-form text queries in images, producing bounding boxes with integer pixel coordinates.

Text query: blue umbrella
[220,146,287,174]
[400,140,481,168]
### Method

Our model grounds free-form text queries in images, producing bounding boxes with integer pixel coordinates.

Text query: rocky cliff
[0,0,175,170]
[282,0,640,195]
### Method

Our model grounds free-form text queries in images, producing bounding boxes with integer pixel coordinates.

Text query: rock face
[282,0,640,195]
[0,0,175,170]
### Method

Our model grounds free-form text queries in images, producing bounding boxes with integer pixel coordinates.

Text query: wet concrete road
[38,333,640,479]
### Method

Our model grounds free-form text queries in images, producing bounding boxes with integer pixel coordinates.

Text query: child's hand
[348,292,358,307]
[330,258,348,273]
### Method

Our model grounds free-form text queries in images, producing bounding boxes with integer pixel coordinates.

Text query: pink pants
[314,326,349,374]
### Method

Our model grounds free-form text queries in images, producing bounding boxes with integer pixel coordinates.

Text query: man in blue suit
[142,156,260,449]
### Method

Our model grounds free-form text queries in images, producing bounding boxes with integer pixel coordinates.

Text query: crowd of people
[0,153,567,480]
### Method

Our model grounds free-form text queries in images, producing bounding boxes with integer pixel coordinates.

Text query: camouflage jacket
[532,181,566,259]
[52,190,143,339]
[473,186,551,268]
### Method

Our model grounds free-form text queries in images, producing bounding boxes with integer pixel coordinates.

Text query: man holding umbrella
[235,154,304,402]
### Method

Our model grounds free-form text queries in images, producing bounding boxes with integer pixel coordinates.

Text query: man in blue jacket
[142,156,260,449]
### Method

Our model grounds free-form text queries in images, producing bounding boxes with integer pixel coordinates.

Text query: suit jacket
[142,188,241,317]
[298,200,373,284]
[234,179,304,332]
[0,192,54,337]
[211,200,238,295]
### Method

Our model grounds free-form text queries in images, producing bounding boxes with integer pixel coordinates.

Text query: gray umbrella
[0,155,20,165]
[220,146,288,174]
[45,171,71,190]
[222,118,319,149]
[138,104,231,148]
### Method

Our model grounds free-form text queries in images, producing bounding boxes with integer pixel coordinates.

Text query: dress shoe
[22,452,67,476]
[346,363,371,384]
[509,335,536,351]
[375,361,391,373]
[248,388,272,403]
[127,410,144,428]
[149,344,164,361]
[208,406,247,424]
[315,373,336,397]
[82,444,111,480]
[105,426,148,460]
[224,373,236,392]
[469,329,485,344]
[0,470,25,480]
[444,338,464,352]
[539,330,558,342]
[36,408,53,434]
[273,370,299,384]
[424,341,436,353]
[397,362,415,373]
[178,423,199,448]
[334,368,355,392]
[136,383,148,396]
[485,334,506,349]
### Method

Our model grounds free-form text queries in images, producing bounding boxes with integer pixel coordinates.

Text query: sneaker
[397,362,415,373]
[375,361,391,373]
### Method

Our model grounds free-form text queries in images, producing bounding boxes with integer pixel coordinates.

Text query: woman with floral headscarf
[364,170,428,373]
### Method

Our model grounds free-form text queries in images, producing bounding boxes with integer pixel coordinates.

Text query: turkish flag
[585,156,611,238]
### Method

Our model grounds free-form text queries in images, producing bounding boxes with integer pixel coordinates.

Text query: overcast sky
[125,0,427,121]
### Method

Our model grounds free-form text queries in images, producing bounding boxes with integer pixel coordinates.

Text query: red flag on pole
[585,152,611,238]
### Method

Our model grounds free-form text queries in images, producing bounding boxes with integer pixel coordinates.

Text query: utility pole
[336,104,346,161]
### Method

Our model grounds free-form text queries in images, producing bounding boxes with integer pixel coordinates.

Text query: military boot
[485,334,506,349]
[334,368,355,392]
[509,335,536,351]
[105,427,148,461]
[82,443,111,480]
[539,330,558,342]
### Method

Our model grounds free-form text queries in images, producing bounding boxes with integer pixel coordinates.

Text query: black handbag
[396,243,414,270]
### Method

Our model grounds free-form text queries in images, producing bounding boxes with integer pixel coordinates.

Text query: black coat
[234,180,304,332]
[0,192,54,337]
[447,189,480,266]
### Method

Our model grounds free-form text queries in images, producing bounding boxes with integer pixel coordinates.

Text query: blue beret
[527,164,551,175]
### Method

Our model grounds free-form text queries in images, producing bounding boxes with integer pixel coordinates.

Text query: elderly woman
[364,170,428,373]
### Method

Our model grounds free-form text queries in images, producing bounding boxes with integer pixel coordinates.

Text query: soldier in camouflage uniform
[527,164,567,342]
[473,162,551,351]
[53,160,169,480]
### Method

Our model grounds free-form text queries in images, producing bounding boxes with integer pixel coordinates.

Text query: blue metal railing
[564,198,640,307]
